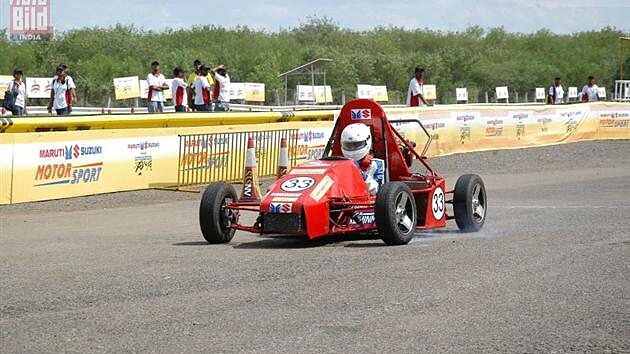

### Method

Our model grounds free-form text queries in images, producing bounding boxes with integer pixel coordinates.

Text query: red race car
[199,99,487,245]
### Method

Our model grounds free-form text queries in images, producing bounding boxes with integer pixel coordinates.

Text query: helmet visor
[342,140,368,152]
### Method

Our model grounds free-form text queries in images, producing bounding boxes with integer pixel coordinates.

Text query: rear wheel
[375,182,417,245]
[453,174,486,232]
[199,183,238,243]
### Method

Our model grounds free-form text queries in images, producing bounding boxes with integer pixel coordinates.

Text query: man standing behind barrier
[48,66,77,116]
[187,59,214,111]
[147,61,169,113]
[212,65,230,111]
[547,77,565,104]
[407,67,429,107]
[193,65,212,111]
[580,76,599,102]
[172,67,188,112]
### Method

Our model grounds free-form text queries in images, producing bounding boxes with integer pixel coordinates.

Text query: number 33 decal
[432,187,445,220]
[281,177,316,192]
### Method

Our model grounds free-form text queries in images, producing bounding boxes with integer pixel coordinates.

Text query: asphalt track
[1,140,629,353]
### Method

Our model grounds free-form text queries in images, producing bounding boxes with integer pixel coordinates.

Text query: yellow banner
[244,83,265,102]
[113,76,141,100]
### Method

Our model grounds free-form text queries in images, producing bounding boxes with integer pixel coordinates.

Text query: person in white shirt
[212,65,230,111]
[5,69,27,116]
[407,66,429,107]
[147,61,169,113]
[171,67,188,112]
[547,77,565,104]
[47,66,77,116]
[193,65,213,112]
[580,75,599,102]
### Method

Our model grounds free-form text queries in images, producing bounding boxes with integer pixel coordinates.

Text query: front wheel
[375,182,417,245]
[453,174,487,232]
[199,183,239,243]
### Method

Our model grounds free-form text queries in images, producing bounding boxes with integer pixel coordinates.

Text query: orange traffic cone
[239,136,262,202]
[277,137,289,178]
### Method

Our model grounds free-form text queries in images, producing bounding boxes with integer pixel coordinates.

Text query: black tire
[199,183,239,243]
[375,182,417,245]
[453,174,487,232]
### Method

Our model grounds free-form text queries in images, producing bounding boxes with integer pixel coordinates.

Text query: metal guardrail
[177,129,299,187]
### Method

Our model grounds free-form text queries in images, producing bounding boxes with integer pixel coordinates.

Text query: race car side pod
[277,137,289,179]
[239,136,262,202]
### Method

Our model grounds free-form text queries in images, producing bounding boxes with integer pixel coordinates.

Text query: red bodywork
[227,99,449,239]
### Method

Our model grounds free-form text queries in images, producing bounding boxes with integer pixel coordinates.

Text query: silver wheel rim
[471,183,485,223]
[394,192,414,234]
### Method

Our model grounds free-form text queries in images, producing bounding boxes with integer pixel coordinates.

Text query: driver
[341,123,384,195]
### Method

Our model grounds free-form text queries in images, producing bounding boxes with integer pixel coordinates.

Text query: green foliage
[0,20,627,105]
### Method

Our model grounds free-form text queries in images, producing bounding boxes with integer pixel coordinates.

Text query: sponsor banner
[244,83,265,102]
[356,84,373,99]
[113,76,141,100]
[25,77,52,99]
[356,85,388,102]
[297,85,333,103]
[0,75,13,97]
[568,87,578,98]
[10,0,52,41]
[422,85,437,100]
[139,80,149,99]
[535,88,546,100]
[227,83,246,101]
[597,87,606,98]
[496,86,509,100]
[456,88,468,101]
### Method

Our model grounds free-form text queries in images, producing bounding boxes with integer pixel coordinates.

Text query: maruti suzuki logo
[350,109,371,120]
[64,145,78,160]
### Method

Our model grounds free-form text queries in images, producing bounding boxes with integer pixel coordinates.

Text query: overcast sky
[1,0,629,34]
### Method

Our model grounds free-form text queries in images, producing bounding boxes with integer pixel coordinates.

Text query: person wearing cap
[547,77,565,104]
[48,65,77,116]
[407,66,429,107]
[193,65,213,111]
[187,59,214,111]
[580,76,599,102]
[5,69,27,116]
[146,61,169,113]
[212,65,230,111]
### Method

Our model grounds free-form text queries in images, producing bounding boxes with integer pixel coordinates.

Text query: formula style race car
[199,99,487,245]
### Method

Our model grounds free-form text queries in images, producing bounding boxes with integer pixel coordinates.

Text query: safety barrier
[1,102,628,204]
[177,130,299,187]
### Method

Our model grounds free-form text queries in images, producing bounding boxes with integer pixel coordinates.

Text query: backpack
[2,81,16,111]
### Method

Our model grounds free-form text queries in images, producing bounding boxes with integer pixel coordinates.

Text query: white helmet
[341,123,372,161]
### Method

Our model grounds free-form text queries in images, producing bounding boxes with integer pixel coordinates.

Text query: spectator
[580,75,599,102]
[171,67,188,112]
[407,66,429,107]
[193,65,212,111]
[48,65,77,116]
[4,69,27,116]
[547,77,565,104]
[212,65,230,111]
[146,61,169,113]
[187,59,202,109]
[187,59,214,111]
